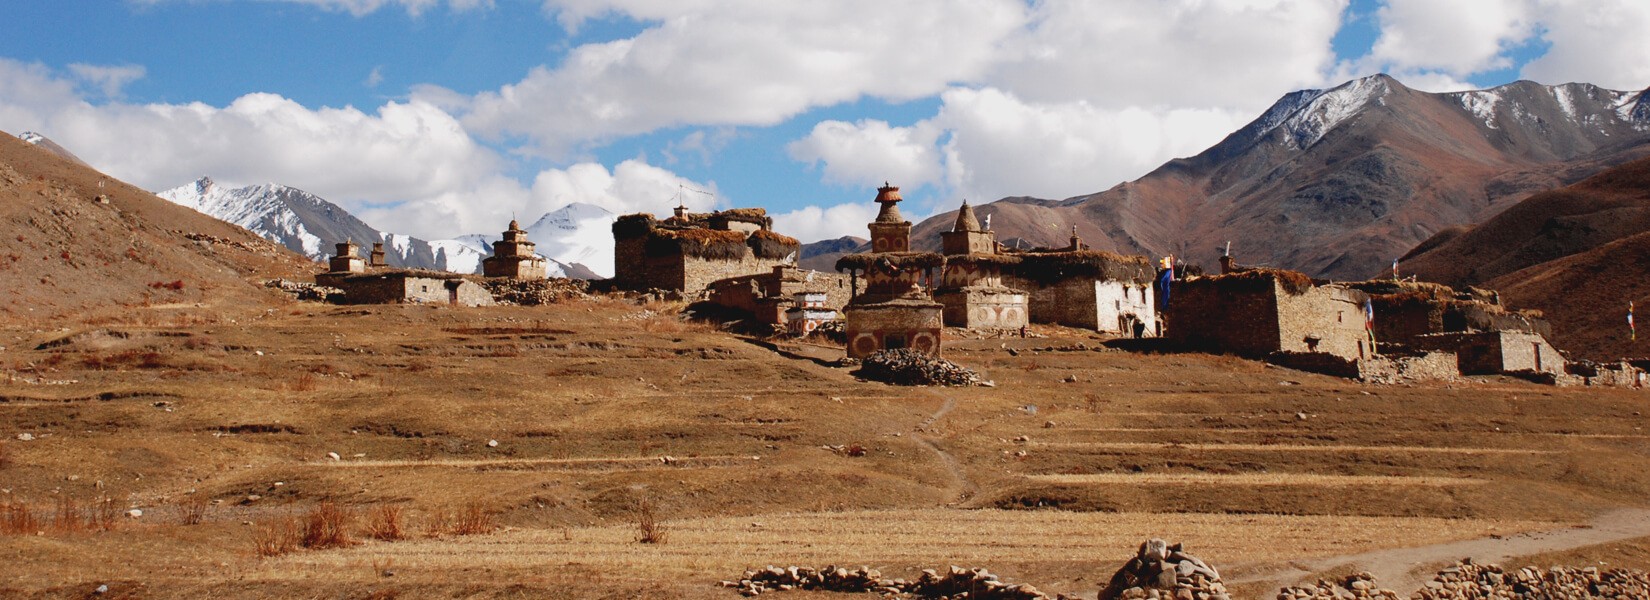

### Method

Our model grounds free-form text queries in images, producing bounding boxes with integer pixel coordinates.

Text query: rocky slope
[0,130,316,324]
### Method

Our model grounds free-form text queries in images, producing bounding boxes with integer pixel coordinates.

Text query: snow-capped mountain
[442,203,616,279]
[15,131,90,166]
[157,177,612,279]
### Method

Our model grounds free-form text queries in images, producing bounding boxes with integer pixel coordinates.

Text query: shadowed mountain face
[867,76,1650,280]
[1402,156,1650,360]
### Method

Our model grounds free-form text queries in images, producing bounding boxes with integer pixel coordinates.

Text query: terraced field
[2,298,1648,598]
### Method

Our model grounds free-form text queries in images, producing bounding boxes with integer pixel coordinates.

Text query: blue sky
[2,0,1647,245]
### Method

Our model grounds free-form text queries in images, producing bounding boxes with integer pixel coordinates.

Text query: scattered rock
[94,584,108,594]
[725,564,1055,599]
[15,433,33,441]
[858,349,985,387]
[486,439,499,448]
[125,509,143,519]
[326,452,341,461]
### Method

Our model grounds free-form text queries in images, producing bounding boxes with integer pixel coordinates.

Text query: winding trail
[911,394,978,505]
[1238,508,1650,594]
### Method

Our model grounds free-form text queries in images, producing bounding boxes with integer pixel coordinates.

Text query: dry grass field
[3,297,1650,598]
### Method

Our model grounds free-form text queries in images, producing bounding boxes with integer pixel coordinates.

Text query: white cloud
[364,65,385,88]
[770,202,880,246]
[457,0,1027,154]
[1366,0,1534,77]
[67,63,147,98]
[990,0,1347,112]
[1520,0,1650,89]
[787,120,943,190]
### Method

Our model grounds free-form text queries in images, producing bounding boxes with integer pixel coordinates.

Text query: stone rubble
[481,277,590,305]
[1277,559,1650,599]
[859,349,986,387]
[264,278,343,302]
[1099,539,1230,600]
[721,565,1059,599]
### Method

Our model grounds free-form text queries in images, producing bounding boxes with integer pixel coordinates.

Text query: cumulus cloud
[67,63,146,98]
[1366,0,1533,77]
[457,0,1027,154]
[787,120,943,190]
[0,59,710,243]
[1520,0,1650,89]
[769,202,880,247]
[990,0,1346,111]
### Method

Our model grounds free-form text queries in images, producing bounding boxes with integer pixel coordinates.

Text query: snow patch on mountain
[1552,85,1577,119]
[1457,90,1502,130]
[17,131,44,145]
[1279,75,1391,149]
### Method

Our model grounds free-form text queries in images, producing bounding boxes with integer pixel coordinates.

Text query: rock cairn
[482,278,589,305]
[1276,572,1398,599]
[1277,559,1650,599]
[1098,539,1230,600]
[859,349,985,387]
[721,565,1053,599]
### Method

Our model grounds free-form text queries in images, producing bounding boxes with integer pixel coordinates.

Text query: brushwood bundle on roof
[712,207,770,226]
[944,253,1023,269]
[835,252,945,273]
[645,227,750,260]
[747,228,800,260]
[1008,251,1154,285]
[1345,279,1457,301]
[613,214,656,239]
[1186,268,1317,296]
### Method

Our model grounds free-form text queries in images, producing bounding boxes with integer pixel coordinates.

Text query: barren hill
[0,130,315,325]
[1400,157,1650,360]
[879,76,1650,280]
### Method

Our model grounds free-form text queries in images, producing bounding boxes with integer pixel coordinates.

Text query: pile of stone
[1409,560,1650,599]
[264,278,342,302]
[482,278,590,305]
[721,565,1052,599]
[859,349,985,387]
[1098,539,1230,600]
[1276,572,1398,599]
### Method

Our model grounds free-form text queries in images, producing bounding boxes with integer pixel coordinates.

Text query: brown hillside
[0,130,316,325]
[1404,156,1650,289]
[1487,230,1650,361]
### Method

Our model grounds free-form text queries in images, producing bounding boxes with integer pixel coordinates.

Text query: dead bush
[253,517,299,557]
[364,505,405,541]
[179,496,210,526]
[451,502,496,536]
[301,502,354,549]
[290,371,318,392]
[51,496,85,534]
[635,496,667,544]
[2,501,40,535]
[420,507,451,538]
[90,496,119,532]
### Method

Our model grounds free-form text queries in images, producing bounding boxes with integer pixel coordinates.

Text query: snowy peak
[15,131,91,166]
[18,131,44,145]
[1278,74,1395,148]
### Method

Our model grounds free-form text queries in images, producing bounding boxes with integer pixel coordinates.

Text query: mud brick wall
[613,237,648,289]
[1371,301,1443,345]
[936,288,1028,329]
[679,255,793,296]
[1413,331,1564,375]
[1495,331,1565,374]
[1095,280,1158,336]
[1165,282,1282,357]
[1006,276,1098,329]
[845,301,943,359]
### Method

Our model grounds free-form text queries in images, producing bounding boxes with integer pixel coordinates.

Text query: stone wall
[680,255,793,295]
[1275,285,1373,360]
[1413,331,1565,375]
[613,237,647,289]
[332,274,495,307]
[845,300,943,359]
[706,267,857,319]
[1006,277,1101,329]
[1358,351,1459,383]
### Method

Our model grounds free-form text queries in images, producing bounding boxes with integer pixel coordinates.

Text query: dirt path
[911,394,978,504]
[1239,507,1650,594]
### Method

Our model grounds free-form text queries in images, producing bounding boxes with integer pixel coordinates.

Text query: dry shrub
[451,502,496,536]
[253,517,299,557]
[2,501,40,535]
[179,496,210,526]
[90,496,119,532]
[364,505,405,541]
[301,502,355,549]
[1022,360,1041,373]
[420,507,451,538]
[290,372,318,392]
[52,496,85,533]
[635,496,667,544]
